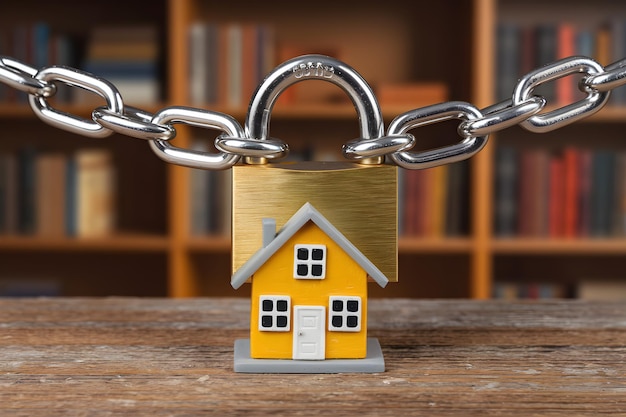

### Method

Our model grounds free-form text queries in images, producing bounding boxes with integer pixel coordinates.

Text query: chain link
[1,55,626,170]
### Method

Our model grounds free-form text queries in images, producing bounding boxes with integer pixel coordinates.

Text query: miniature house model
[231,202,388,373]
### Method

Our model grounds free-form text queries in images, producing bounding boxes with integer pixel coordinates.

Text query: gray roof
[231,202,389,289]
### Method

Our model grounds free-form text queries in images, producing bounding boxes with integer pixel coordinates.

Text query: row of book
[81,25,161,105]
[0,23,162,106]
[494,146,626,238]
[398,160,470,237]
[496,20,626,105]
[187,147,471,238]
[492,282,571,299]
[494,279,626,300]
[189,138,232,236]
[188,22,275,108]
[0,149,115,237]
[0,22,77,103]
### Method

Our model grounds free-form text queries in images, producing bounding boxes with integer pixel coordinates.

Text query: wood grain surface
[1,298,625,416]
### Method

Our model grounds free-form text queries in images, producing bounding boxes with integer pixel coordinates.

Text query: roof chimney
[262,218,276,247]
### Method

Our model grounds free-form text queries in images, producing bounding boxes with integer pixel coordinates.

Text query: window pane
[328,296,361,332]
[261,316,273,328]
[347,300,359,312]
[277,316,288,328]
[297,248,309,260]
[276,300,288,312]
[297,264,308,276]
[262,299,274,311]
[312,248,324,260]
[311,264,323,277]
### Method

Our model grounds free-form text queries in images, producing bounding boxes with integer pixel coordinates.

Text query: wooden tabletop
[1,298,625,416]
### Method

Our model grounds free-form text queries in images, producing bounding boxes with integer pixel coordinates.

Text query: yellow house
[231,202,389,367]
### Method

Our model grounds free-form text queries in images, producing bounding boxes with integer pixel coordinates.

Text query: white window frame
[328,296,362,332]
[258,295,291,332]
[293,244,326,279]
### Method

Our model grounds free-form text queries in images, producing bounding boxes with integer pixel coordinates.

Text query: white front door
[293,306,325,360]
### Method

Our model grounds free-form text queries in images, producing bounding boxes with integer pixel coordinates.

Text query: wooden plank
[470,0,496,300]
[0,234,169,252]
[1,298,625,416]
[493,238,626,254]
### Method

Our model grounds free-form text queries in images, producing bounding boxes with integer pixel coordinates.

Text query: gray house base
[233,338,385,373]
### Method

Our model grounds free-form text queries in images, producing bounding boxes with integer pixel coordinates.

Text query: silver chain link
[1,54,626,170]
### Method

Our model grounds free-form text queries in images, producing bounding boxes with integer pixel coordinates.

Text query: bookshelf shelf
[399,237,473,254]
[584,106,626,123]
[0,103,167,120]
[0,234,169,252]
[183,237,475,254]
[492,238,626,254]
[177,103,444,122]
[185,236,231,252]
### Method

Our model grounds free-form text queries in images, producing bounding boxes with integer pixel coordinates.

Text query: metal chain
[1,54,626,170]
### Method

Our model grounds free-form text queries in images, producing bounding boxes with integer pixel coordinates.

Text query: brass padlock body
[232,161,398,282]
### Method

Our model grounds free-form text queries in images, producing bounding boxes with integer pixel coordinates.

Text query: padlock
[226,55,399,283]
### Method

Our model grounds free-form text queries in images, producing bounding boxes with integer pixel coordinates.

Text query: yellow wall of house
[250,221,368,359]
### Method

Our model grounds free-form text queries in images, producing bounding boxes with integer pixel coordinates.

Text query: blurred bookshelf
[1,0,626,301]
[491,0,626,301]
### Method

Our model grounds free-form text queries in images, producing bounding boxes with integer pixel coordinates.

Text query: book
[402,168,429,236]
[429,165,448,237]
[494,146,519,237]
[65,156,77,236]
[589,150,615,236]
[578,279,626,300]
[563,147,580,238]
[548,154,565,238]
[189,22,214,106]
[35,152,66,237]
[17,147,36,235]
[610,19,626,105]
[496,23,520,101]
[556,23,576,105]
[516,149,550,237]
[188,138,232,236]
[188,22,275,107]
[1,154,18,234]
[534,24,557,102]
[577,149,592,237]
[493,281,569,299]
[189,139,213,235]
[82,25,160,105]
[445,160,469,237]
[75,149,116,237]
[531,149,550,237]
[612,151,626,236]
[517,150,535,236]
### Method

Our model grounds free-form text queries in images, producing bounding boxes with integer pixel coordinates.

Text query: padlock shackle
[245,55,384,163]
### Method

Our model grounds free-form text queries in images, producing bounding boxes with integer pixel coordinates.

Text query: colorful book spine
[187,22,275,107]
[494,146,626,238]
[0,148,116,237]
[494,146,519,237]
[496,20,626,108]
[400,161,469,238]
[81,25,160,105]
[0,23,78,104]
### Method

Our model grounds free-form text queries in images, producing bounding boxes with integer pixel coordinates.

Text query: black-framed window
[258,295,291,332]
[328,296,361,332]
[293,244,326,279]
